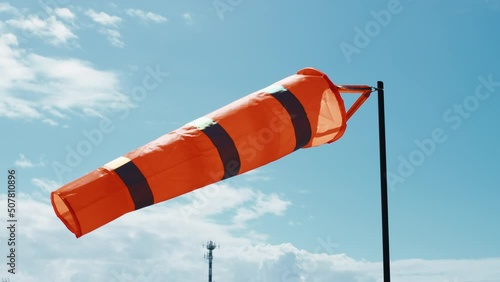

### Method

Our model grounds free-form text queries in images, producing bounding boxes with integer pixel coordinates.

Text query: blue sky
[0,0,499,281]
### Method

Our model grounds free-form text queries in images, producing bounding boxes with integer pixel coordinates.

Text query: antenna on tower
[204,240,219,282]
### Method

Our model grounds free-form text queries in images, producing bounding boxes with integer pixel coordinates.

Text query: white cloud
[126,8,167,23]
[42,106,67,119]
[15,154,34,168]
[98,28,124,48]
[32,177,61,193]
[85,9,121,26]
[179,184,256,220]
[7,191,500,282]
[288,220,302,226]
[241,169,272,182]
[182,12,194,25]
[233,192,291,225]
[83,9,123,47]
[0,2,18,14]
[0,33,132,121]
[53,7,76,21]
[6,15,77,45]
[1,4,168,50]
[14,154,45,168]
[42,118,58,126]
[176,184,290,227]
[0,32,17,44]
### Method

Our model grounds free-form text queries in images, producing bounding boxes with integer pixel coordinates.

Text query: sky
[0,0,499,281]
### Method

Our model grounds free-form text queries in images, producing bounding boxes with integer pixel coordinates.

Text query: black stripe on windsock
[268,85,312,150]
[114,160,154,210]
[199,120,241,180]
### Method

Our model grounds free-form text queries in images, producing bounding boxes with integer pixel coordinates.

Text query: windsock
[51,67,372,237]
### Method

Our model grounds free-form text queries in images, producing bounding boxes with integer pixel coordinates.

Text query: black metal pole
[208,250,213,282]
[377,81,391,281]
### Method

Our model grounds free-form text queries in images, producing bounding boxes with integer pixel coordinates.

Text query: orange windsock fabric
[51,67,371,237]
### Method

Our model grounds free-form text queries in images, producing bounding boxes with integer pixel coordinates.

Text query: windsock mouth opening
[51,192,82,238]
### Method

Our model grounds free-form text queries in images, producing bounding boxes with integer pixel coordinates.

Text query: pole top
[205,241,218,250]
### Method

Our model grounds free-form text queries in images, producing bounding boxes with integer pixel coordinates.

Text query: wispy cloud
[99,28,124,48]
[0,2,21,16]
[126,8,167,24]
[179,184,256,219]
[32,178,61,193]
[1,3,168,50]
[14,154,45,168]
[0,2,14,11]
[0,2,18,15]
[53,7,76,22]
[42,118,59,126]
[83,9,124,48]
[233,192,291,225]
[0,33,132,122]
[182,12,194,25]
[6,14,77,45]
[240,169,272,182]
[85,9,121,26]
[177,184,290,227]
[288,220,302,226]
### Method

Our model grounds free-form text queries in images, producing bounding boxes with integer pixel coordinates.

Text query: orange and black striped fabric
[51,67,370,238]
